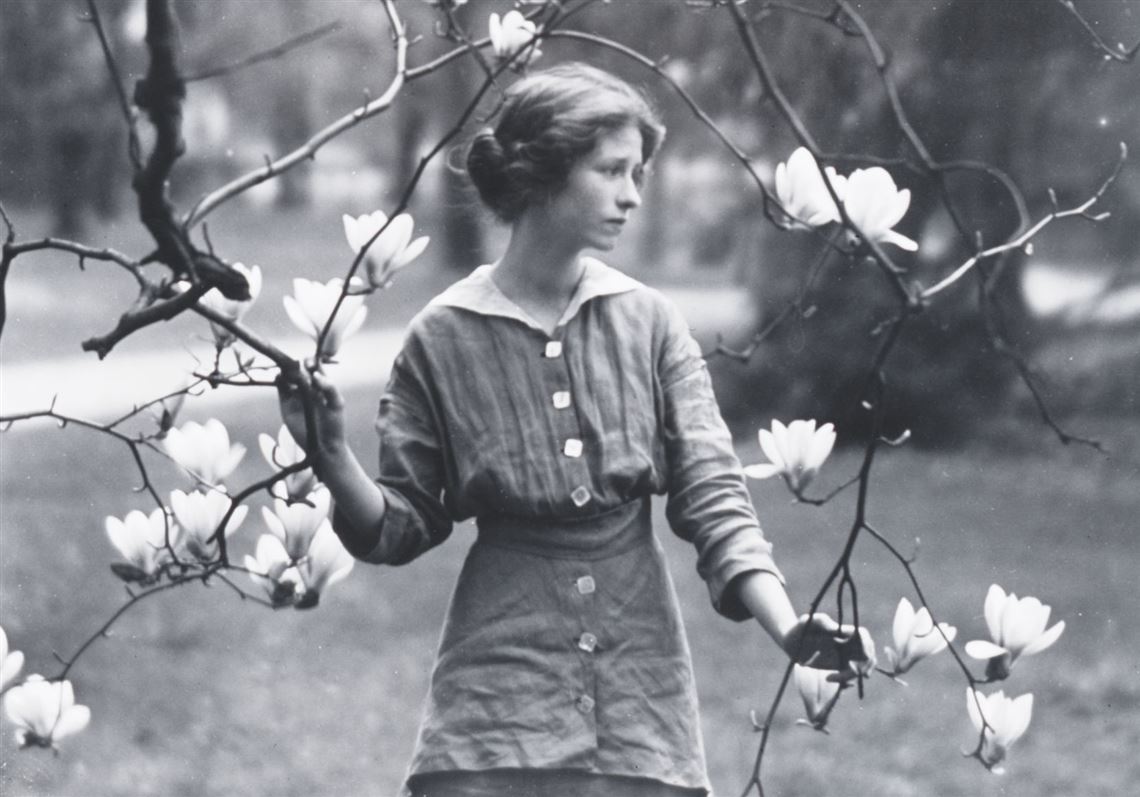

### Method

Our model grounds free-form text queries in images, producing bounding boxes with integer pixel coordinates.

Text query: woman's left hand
[782,613,876,681]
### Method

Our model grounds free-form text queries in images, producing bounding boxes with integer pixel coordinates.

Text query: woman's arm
[277,367,385,556]
[733,570,874,673]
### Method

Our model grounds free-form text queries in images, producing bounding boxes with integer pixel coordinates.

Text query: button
[576,695,595,713]
[578,632,598,652]
[553,391,571,409]
[576,575,596,595]
[570,486,591,507]
[545,341,563,358]
[563,439,583,458]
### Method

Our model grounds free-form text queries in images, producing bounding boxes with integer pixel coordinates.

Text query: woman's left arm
[656,296,872,670]
[733,571,873,673]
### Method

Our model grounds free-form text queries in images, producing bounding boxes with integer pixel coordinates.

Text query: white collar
[428,256,641,333]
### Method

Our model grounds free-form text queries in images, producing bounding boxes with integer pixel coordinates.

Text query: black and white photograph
[1,1,1137,795]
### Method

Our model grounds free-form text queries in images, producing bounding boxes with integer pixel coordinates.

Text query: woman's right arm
[277,366,385,556]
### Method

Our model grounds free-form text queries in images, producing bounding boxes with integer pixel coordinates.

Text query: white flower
[489,10,542,66]
[259,425,319,502]
[744,418,837,493]
[261,488,330,561]
[965,585,1065,678]
[1,626,25,692]
[283,277,368,360]
[296,521,354,608]
[105,508,178,582]
[169,489,248,562]
[793,664,842,732]
[841,166,918,251]
[199,262,262,344]
[884,597,957,677]
[163,418,246,487]
[244,534,302,607]
[3,676,91,749]
[966,689,1033,774]
[343,211,429,290]
[774,147,847,228]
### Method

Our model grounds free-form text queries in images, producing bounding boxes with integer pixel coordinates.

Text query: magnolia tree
[0,0,1133,792]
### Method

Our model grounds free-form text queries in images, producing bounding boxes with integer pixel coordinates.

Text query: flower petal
[965,639,1008,660]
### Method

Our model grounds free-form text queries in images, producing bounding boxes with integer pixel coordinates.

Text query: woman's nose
[617,175,641,210]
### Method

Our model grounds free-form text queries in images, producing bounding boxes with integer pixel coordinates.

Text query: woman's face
[528,124,645,254]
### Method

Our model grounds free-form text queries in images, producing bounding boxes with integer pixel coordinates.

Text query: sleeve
[657,297,785,621]
[334,338,454,565]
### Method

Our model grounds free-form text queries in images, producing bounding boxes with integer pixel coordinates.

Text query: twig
[83,0,143,172]
[723,1,913,302]
[921,143,1126,300]
[185,21,342,81]
[1056,0,1140,62]
[184,1,410,229]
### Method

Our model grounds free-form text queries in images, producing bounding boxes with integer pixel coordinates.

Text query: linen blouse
[345,257,784,794]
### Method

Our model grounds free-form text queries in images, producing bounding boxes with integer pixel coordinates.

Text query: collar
[428,256,641,333]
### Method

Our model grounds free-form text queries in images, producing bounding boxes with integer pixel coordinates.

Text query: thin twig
[1056,0,1140,62]
[83,0,143,172]
[185,21,342,81]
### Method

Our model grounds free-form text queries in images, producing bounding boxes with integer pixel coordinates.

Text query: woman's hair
[466,63,666,222]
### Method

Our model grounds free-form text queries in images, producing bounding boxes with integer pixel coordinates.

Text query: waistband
[476,498,652,561]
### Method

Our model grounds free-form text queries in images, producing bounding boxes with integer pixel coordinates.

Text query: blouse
[342,257,784,794]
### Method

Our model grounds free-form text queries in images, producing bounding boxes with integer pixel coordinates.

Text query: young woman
[279,63,867,797]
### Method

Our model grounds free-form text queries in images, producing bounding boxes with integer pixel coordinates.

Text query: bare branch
[1056,0,1140,63]
[921,143,1127,300]
[84,0,143,172]
[82,284,206,359]
[184,0,410,229]
[185,21,342,81]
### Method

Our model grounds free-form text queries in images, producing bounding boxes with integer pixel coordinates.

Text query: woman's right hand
[276,362,348,465]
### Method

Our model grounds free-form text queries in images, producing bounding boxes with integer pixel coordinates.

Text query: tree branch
[184,20,342,81]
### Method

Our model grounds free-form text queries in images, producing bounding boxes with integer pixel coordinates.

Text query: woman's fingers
[310,370,344,409]
[790,614,876,673]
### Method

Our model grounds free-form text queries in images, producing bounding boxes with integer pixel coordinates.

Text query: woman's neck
[492,217,585,303]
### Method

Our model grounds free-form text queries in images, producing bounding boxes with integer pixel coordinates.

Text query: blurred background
[1,1,1138,796]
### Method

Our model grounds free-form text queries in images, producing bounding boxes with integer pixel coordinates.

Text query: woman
[279,63,867,797]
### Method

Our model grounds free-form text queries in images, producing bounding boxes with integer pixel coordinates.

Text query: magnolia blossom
[793,664,842,732]
[744,418,837,493]
[200,262,262,344]
[283,277,368,360]
[259,425,319,502]
[169,489,248,562]
[1,626,24,692]
[966,689,1033,774]
[163,418,246,487]
[774,147,847,228]
[244,534,302,607]
[343,211,429,290]
[965,584,1065,679]
[261,488,331,561]
[883,597,957,677]
[3,676,91,749]
[105,508,178,582]
[489,10,542,66]
[295,521,354,608]
[842,167,918,251]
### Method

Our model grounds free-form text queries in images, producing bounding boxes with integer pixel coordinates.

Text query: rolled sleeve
[658,301,784,621]
[336,346,453,565]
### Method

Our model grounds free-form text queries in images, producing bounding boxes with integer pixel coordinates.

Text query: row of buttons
[575,573,598,714]
[545,339,591,509]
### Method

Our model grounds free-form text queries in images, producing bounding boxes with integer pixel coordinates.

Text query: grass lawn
[1,388,1137,797]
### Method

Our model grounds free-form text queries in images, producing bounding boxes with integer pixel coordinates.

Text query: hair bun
[466,130,515,219]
